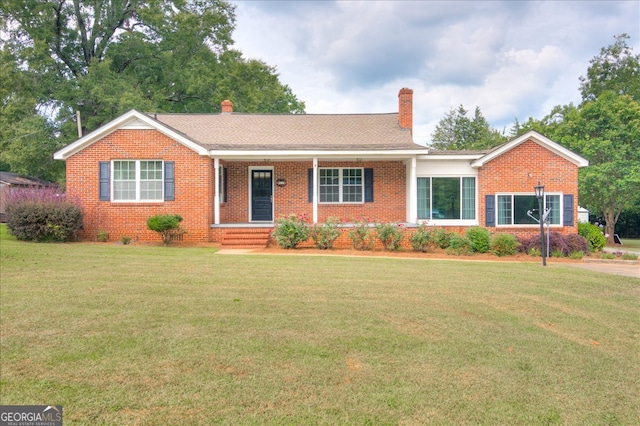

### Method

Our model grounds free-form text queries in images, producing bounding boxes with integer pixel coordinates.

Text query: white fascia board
[471,130,589,168]
[416,154,484,161]
[209,149,428,161]
[53,110,209,160]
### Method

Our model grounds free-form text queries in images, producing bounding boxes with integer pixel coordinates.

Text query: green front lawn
[1,228,639,425]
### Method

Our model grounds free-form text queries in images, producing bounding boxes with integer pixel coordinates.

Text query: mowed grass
[620,238,640,250]
[1,228,639,425]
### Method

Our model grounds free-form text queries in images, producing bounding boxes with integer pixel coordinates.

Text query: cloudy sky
[230,1,639,145]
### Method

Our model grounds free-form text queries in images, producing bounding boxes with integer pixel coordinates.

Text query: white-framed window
[112,160,163,202]
[496,194,561,225]
[417,177,476,220]
[319,168,363,203]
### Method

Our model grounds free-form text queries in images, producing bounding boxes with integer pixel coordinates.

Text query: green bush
[445,234,473,256]
[310,217,341,250]
[348,218,374,251]
[431,228,452,249]
[272,214,310,249]
[578,222,607,252]
[621,252,638,260]
[528,247,541,257]
[466,227,491,253]
[569,251,584,260]
[5,187,83,242]
[375,222,404,251]
[490,233,520,257]
[409,224,432,252]
[147,214,184,246]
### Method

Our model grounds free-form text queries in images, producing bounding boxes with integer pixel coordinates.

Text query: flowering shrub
[147,214,184,246]
[375,222,404,251]
[348,218,374,250]
[409,224,433,252]
[272,214,310,249]
[310,217,341,250]
[5,186,83,242]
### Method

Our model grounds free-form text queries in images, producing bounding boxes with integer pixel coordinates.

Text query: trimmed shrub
[310,217,341,250]
[147,214,184,246]
[490,233,520,257]
[272,214,309,249]
[431,228,452,249]
[622,252,639,260]
[466,227,491,253]
[578,222,607,252]
[5,186,83,242]
[520,232,573,257]
[375,222,404,251]
[446,234,473,256]
[565,234,590,255]
[348,218,374,251]
[409,224,432,252]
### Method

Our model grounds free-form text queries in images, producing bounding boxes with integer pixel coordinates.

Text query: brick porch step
[220,228,273,249]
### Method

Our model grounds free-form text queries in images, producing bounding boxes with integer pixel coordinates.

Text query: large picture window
[497,194,561,225]
[319,168,363,203]
[112,160,163,201]
[417,177,476,220]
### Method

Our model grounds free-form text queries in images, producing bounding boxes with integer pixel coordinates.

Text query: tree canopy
[511,34,640,240]
[579,33,640,102]
[0,0,305,181]
[429,105,506,151]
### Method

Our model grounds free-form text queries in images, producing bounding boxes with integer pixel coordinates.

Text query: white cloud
[230,0,640,145]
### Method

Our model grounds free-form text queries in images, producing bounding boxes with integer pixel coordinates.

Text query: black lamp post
[534,182,546,266]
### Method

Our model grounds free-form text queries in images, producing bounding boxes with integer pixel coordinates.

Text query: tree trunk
[603,208,616,245]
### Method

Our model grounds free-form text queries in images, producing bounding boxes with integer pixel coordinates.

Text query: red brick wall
[66,129,214,243]
[219,160,406,225]
[478,139,580,237]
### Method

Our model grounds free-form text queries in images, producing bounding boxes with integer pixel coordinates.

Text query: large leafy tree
[579,33,640,102]
[510,35,640,241]
[0,0,305,181]
[553,92,640,243]
[430,105,506,150]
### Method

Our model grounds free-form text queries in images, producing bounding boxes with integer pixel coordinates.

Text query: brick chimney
[398,88,413,132]
[221,99,233,113]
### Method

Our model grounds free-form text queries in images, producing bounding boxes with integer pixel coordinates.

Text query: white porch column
[407,157,417,223]
[213,158,220,225]
[313,157,318,224]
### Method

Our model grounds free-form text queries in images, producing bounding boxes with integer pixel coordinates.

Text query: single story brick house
[53,88,588,246]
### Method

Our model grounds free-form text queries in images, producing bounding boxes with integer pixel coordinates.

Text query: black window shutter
[485,195,495,227]
[222,166,228,203]
[308,168,313,202]
[99,162,110,201]
[364,168,374,203]
[164,161,175,201]
[563,194,574,226]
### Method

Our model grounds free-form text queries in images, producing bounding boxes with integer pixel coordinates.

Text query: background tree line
[430,35,640,241]
[1,0,305,182]
[1,3,638,240]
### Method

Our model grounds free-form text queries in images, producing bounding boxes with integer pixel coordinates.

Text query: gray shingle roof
[150,113,423,151]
